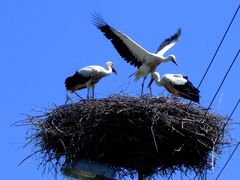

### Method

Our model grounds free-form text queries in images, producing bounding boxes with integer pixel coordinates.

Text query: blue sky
[1,1,240,179]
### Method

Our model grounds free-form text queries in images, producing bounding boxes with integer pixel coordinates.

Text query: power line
[213,98,240,179]
[187,97,240,180]
[181,3,240,116]
[214,98,240,145]
[167,4,240,179]
[184,48,240,127]
[215,142,240,180]
[203,49,240,117]
[197,4,240,89]
[199,49,239,180]
[189,4,240,179]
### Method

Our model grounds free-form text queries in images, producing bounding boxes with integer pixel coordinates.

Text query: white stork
[93,13,180,95]
[65,61,117,99]
[148,72,200,103]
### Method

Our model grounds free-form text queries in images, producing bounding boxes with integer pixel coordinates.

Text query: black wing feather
[65,71,91,91]
[92,13,142,68]
[183,75,188,80]
[173,80,200,103]
[156,28,181,53]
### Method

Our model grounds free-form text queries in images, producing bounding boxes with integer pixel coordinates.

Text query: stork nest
[22,95,226,179]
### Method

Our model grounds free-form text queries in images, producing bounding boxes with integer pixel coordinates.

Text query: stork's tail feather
[65,78,72,91]
[183,85,200,103]
[65,72,85,92]
[180,92,200,103]
[192,94,200,103]
[65,76,76,92]
[183,82,200,103]
[174,81,200,103]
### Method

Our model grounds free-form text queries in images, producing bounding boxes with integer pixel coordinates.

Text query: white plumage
[93,13,180,95]
[148,72,200,103]
[65,61,117,99]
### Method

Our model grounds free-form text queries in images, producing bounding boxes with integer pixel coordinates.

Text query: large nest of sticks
[24,95,226,178]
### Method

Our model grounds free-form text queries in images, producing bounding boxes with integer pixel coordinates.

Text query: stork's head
[152,72,160,80]
[106,61,118,75]
[169,55,178,66]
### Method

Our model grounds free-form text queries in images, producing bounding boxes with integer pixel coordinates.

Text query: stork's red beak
[112,67,118,75]
[172,59,178,66]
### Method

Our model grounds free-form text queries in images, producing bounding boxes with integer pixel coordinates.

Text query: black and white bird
[148,72,200,103]
[93,13,180,95]
[65,61,117,99]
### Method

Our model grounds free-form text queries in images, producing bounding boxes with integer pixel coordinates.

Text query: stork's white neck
[153,72,163,86]
[104,65,113,75]
[161,55,173,62]
[152,54,173,64]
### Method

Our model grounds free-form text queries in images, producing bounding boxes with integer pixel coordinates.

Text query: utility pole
[138,171,144,180]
